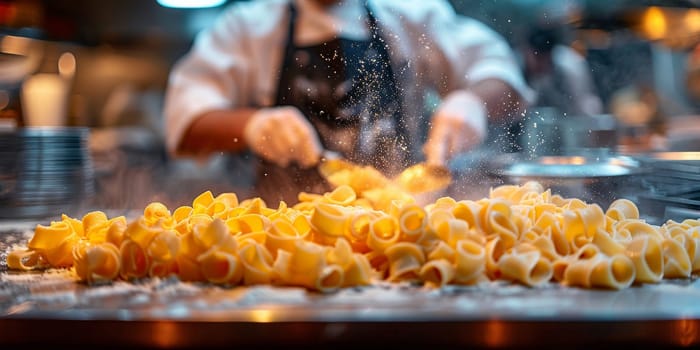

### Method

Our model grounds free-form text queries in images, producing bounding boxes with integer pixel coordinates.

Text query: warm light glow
[250,309,274,322]
[570,156,585,165]
[58,52,76,78]
[676,319,699,347]
[152,321,180,348]
[157,0,226,8]
[643,7,667,40]
[484,320,507,347]
[652,152,700,161]
[685,9,700,32]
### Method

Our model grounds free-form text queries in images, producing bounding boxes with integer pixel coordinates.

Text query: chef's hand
[423,90,487,167]
[244,106,323,168]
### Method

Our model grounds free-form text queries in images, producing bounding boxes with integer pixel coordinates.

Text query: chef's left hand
[423,90,487,167]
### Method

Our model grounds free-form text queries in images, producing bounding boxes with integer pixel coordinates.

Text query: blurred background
[1,0,700,217]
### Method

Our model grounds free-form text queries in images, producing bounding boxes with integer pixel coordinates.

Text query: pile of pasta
[6,181,700,292]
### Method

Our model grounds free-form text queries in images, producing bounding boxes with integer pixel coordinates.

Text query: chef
[162,0,534,204]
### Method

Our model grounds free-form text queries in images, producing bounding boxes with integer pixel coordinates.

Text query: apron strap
[275,2,298,105]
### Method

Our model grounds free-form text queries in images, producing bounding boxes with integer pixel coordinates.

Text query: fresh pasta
[6,181,700,292]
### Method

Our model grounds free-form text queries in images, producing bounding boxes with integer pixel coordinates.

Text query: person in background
[521,23,603,118]
[162,0,534,204]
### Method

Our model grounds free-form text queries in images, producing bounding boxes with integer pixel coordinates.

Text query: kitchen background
[1,0,699,219]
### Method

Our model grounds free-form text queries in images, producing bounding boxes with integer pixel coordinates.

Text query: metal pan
[485,153,647,208]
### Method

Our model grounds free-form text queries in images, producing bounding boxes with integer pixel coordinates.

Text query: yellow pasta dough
[5,180,700,292]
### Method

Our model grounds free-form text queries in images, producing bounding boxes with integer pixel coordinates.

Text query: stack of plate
[0,127,95,219]
[634,152,700,224]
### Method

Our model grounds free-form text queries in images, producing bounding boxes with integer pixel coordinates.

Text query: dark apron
[254,1,407,205]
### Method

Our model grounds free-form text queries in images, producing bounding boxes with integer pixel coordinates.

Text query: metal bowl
[485,153,646,208]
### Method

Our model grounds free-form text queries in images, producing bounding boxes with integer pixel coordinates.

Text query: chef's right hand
[423,90,488,167]
[243,106,322,168]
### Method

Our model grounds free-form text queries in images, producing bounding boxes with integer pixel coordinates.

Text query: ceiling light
[157,0,226,9]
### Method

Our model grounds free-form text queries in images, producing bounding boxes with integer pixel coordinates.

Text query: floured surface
[2,223,700,323]
[2,269,700,322]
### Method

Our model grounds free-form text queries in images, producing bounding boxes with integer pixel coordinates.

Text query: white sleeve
[162,2,286,156]
[415,1,535,105]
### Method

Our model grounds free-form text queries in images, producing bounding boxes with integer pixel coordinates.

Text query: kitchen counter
[2,224,700,349]
[1,146,699,349]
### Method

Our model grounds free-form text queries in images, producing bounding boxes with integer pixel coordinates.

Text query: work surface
[1,225,700,349]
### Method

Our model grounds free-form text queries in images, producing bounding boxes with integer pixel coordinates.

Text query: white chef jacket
[163,0,534,157]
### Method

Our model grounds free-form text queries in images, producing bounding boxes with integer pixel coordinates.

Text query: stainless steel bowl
[485,153,647,208]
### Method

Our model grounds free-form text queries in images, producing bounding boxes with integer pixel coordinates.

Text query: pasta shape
[327,239,373,287]
[384,242,425,282]
[197,249,243,284]
[498,243,552,287]
[4,181,700,292]
[452,200,481,230]
[484,237,507,280]
[28,220,80,267]
[661,238,691,278]
[427,240,456,262]
[277,240,343,292]
[453,239,485,284]
[606,198,640,221]
[265,217,309,257]
[238,240,275,285]
[420,259,455,288]
[565,254,635,290]
[367,216,400,253]
[398,204,428,242]
[592,228,626,256]
[310,202,350,245]
[6,249,42,271]
[625,236,664,284]
[73,242,121,284]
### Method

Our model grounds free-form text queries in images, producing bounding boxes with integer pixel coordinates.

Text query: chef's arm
[176,109,256,155]
[176,106,323,168]
[424,78,529,166]
[469,78,528,125]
